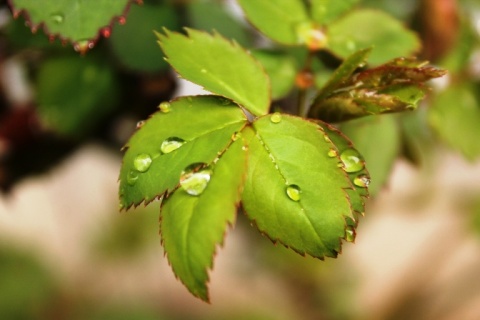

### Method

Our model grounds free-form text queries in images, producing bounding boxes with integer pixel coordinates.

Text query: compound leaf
[327,9,420,65]
[242,114,361,258]
[157,28,270,116]
[238,0,310,45]
[119,95,247,209]
[161,134,247,301]
[10,0,130,50]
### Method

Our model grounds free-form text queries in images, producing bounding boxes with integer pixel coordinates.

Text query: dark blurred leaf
[0,245,57,319]
[237,0,310,45]
[109,2,179,72]
[428,84,480,160]
[36,54,119,138]
[187,0,252,47]
[327,9,421,65]
[252,49,297,99]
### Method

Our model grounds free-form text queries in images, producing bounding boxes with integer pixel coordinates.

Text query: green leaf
[319,123,369,229]
[187,0,252,47]
[241,114,359,258]
[36,55,119,137]
[161,134,247,301]
[10,0,130,49]
[310,0,360,25]
[109,3,179,72]
[119,95,247,208]
[157,29,270,116]
[238,0,310,45]
[428,84,480,160]
[340,115,400,196]
[252,49,297,100]
[327,9,421,65]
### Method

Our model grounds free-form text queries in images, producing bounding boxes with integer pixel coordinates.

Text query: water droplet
[270,113,282,124]
[180,163,212,196]
[327,149,337,158]
[74,40,94,54]
[118,16,126,25]
[101,26,111,38]
[200,68,207,73]
[346,39,357,51]
[353,174,370,188]
[158,102,171,113]
[160,137,185,154]
[286,184,301,202]
[340,149,364,173]
[50,13,64,24]
[136,120,145,129]
[133,154,152,172]
[127,170,139,185]
[345,226,355,242]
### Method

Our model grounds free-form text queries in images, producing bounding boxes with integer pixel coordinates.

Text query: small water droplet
[340,149,364,173]
[232,132,242,141]
[133,154,152,172]
[270,113,282,124]
[346,39,357,51]
[180,163,212,196]
[118,16,126,25]
[158,102,171,113]
[200,68,207,73]
[101,26,111,38]
[353,174,370,188]
[136,120,145,129]
[50,13,64,24]
[286,184,301,201]
[160,137,185,154]
[74,40,94,54]
[345,226,355,242]
[327,149,338,158]
[127,170,139,185]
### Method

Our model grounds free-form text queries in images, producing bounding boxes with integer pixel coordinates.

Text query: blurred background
[1,0,480,319]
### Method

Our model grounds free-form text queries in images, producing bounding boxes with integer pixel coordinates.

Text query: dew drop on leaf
[340,149,364,173]
[180,163,212,196]
[160,137,185,154]
[327,148,338,158]
[286,184,301,202]
[127,170,139,185]
[50,13,64,24]
[270,113,282,124]
[136,120,145,129]
[133,154,152,173]
[158,102,171,113]
[200,68,207,73]
[345,226,355,242]
[353,174,370,188]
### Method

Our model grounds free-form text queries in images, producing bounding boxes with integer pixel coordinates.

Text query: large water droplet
[133,154,152,172]
[270,113,282,124]
[160,137,185,154]
[180,163,212,196]
[50,13,64,24]
[340,149,364,173]
[353,174,370,188]
[286,184,301,201]
[158,102,171,113]
[127,170,139,185]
